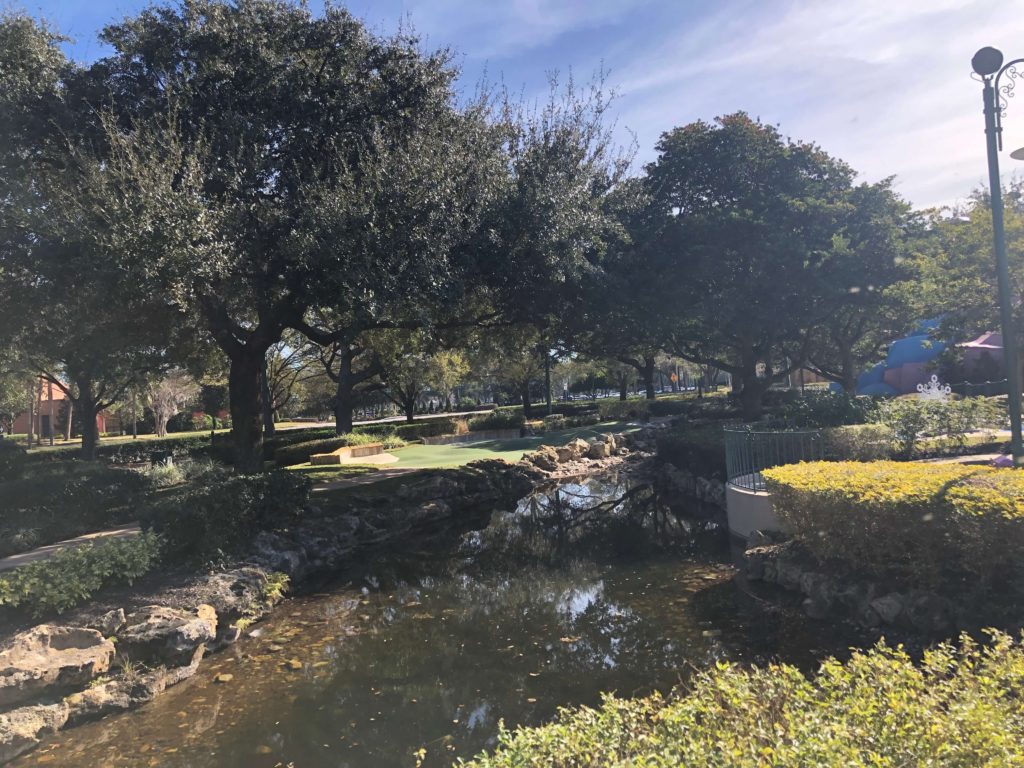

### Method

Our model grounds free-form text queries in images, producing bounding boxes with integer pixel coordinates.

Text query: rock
[526,445,559,472]
[774,558,804,591]
[802,596,831,619]
[601,434,617,453]
[0,626,115,710]
[285,659,303,670]
[905,592,952,633]
[117,606,217,666]
[568,438,590,457]
[554,445,575,463]
[0,702,69,763]
[65,659,200,725]
[870,593,905,625]
[94,608,126,637]
[613,447,629,456]
[587,441,610,460]
[214,674,234,684]
[744,548,768,580]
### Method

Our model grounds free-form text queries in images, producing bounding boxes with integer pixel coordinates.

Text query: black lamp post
[972,46,1024,465]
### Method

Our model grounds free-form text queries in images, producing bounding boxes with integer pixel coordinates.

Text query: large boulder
[0,702,69,763]
[526,445,559,472]
[587,440,611,460]
[117,605,217,666]
[0,626,115,710]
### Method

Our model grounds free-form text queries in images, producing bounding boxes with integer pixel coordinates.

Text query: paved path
[310,467,423,493]
[0,523,141,572]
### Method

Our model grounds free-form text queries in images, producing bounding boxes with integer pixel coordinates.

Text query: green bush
[462,632,1024,767]
[0,440,28,480]
[0,532,162,617]
[776,391,877,427]
[540,413,601,431]
[467,410,526,431]
[597,399,652,421]
[820,423,894,461]
[763,461,1024,589]
[0,463,151,558]
[872,396,1004,457]
[654,425,728,479]
[144,471,310,562]
[273,433,380,467]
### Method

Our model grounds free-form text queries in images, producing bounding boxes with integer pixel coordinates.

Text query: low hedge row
[654,424,728,479]
[24,433,213,466]
[463,632,1024,767]
[273,433,385,467]
[763,461,1024,590]
[467,410,526,431]
[0,532,162,617]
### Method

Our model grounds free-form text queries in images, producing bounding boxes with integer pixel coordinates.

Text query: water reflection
[14,475,864,768]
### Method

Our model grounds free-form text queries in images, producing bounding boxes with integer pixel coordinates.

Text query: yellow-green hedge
[763,461,1024,588]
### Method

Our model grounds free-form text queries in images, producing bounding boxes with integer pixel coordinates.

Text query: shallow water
[14,474,862,768]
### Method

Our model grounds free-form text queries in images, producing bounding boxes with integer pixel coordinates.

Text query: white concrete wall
[725,477,782,539]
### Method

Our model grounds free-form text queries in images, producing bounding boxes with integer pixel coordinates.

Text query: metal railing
[723,427,823,492]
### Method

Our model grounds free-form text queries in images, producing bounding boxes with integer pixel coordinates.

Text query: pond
[13,473,865,768]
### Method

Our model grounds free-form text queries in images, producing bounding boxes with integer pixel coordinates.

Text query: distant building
[12,379,119,438]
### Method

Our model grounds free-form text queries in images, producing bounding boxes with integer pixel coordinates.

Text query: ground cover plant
[763,461,1024,591]
[0,532,162,617]
[461,632,1024,767]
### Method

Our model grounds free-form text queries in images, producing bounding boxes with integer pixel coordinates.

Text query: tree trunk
[76,382,100,461]
[738,374,768,421]
[260,357,275,439]
[229,349,265,473]
[643,357,656,400]
[333,349,356,435]
[544,353,553,415]
[840,346,857,394]
[64,399,73,441]
[619,379,628,401]
[404,396,416,423]
[521,383,533,420]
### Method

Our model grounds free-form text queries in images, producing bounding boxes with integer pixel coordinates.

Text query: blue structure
[856,321,946,396]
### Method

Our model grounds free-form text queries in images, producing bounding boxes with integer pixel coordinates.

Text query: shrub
[0,440,28,480]
[597,399,651,421]
[654,425,728,479]
[0,532,162,617]
[273,433,380,467]
[468,410,526,431]
[763,461,1024,589]
[145,471,310,562]
[0,463,151,558]
[820,423,894,461]
[540,413,601,431]
[462,632,1024,768]
[872,396,1004,457]
[776,391,876,427]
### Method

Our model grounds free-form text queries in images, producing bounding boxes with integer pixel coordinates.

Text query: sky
[20,0,1024,210]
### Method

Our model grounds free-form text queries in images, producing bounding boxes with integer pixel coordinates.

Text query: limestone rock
[526,445,559,472]
[0,702,69,764]
[568,438,590,456]
[0,626,115,710]
[94,608,126,637]
[600,434,617,453]
[870,593,905,625]
[117,606,216,666]
[554,445,575,463]
[587,440,610,460]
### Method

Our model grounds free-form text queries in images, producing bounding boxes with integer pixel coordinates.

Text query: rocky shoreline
[0,458,554,763]
[0,440,662,765]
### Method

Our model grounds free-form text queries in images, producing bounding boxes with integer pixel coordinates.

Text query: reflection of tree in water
[467,475,711,567]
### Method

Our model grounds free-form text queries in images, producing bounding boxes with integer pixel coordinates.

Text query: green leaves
[463,632,1024,767]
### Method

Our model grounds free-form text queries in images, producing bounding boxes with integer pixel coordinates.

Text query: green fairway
[388,420,637,469]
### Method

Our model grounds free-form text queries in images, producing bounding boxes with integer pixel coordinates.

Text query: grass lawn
[289,420,639,481]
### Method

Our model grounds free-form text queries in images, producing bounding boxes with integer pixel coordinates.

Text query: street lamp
[972,46,1024,465]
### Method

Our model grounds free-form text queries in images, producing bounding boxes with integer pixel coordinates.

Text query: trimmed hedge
[763,461,1024,589]
[468,410,526,431]
[0,440,28,480]
[273,432,381,467]
[0,532,162,617]
[25,433,213,465]
[462,632,1024,767]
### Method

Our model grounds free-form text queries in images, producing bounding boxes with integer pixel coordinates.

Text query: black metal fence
[723,427,824,492]
[949,379,1008,397]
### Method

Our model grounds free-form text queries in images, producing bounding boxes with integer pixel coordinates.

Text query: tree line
[0,1,1017,468]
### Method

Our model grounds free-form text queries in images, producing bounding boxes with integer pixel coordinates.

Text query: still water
[14,474,861,767]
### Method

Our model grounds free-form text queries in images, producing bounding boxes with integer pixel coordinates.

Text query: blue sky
[20,0,1024,209]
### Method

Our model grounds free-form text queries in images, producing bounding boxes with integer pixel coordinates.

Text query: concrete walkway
[310,467,423,493]
[0,523,141,572]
